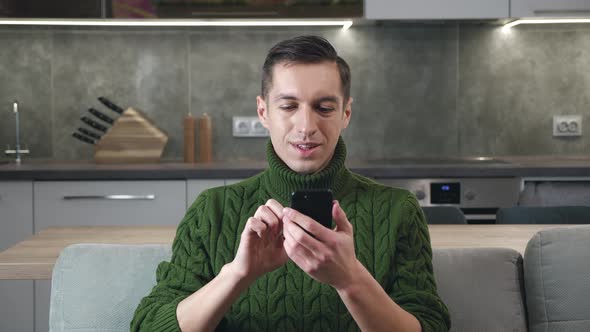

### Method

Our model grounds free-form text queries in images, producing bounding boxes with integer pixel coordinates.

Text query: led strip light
[504,18,590,30]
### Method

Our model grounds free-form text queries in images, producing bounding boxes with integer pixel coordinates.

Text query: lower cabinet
[1,179,231,331]
[36,280,51,332]
[0,181,34,332]
[186,179,225,209]
[31,179,228,331]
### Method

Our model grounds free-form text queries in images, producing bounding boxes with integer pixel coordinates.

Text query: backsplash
[1,23,589,162]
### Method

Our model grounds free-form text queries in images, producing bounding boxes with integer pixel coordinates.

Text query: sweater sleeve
[390,194,451,332]
[130,192,216,331]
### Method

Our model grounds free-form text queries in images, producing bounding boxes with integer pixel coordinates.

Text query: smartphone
[290,189,333,229]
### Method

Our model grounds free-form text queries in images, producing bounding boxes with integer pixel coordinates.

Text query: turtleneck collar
[262,136,352,205]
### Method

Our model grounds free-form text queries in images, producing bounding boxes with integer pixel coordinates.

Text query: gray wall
[1,23,590,162]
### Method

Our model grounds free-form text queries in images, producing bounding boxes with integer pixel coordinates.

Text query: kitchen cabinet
[0,181,34,332]
[365,0,509,19]
[34,180,187,232]
[32,180,186,331]
[511,0,590,18]
[0,0,105,18]
[186,179,247,209]
[0,0,361,19]
[186,179,224,209]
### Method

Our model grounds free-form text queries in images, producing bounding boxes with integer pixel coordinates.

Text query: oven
[378,178,521,224]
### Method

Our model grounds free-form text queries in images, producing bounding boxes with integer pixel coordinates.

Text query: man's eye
[318,106,335,113]
[280,105,297,110]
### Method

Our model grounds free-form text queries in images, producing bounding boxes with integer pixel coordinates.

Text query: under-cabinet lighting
[503,18,590,31]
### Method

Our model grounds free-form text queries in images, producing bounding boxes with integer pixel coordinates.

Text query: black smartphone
[290,189,333,229]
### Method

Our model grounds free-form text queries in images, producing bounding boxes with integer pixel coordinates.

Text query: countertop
[0,225,576,279]
[2,156,590,180]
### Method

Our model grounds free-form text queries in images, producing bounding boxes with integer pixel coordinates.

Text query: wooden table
[0,225,577,280]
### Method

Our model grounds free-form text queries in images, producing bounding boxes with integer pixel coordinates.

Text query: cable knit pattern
[131,138,450,332]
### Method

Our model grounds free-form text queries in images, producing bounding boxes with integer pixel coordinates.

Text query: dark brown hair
[261,35,351,104]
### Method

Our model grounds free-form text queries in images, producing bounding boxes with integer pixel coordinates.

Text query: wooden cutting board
[93,107,168,163]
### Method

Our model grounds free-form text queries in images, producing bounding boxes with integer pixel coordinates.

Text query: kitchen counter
[1,157,590,180]
[0,224,575,280]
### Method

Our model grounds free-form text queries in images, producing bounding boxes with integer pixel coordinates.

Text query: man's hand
[229,199,289,283]
[282,200,361,290]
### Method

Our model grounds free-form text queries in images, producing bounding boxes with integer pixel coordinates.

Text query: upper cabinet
[511,0,590,18]
[0,0,363,19]
[0,0,105,18]
[365,0,509,19]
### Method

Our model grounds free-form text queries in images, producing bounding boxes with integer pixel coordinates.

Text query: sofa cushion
[524,225,590,332]
[49,243,172,332]
[433,248,527,332]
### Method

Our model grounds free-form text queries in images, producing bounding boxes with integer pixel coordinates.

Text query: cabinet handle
[63,194,156,200]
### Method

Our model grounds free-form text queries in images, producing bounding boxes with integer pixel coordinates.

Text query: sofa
[48,225,590,332]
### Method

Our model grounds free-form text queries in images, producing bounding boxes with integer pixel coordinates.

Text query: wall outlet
[232,116,269,137]
[553,115,582,137]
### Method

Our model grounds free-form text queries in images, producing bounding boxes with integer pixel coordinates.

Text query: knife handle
[88,107,114,125]
[72,132,95,145]
[78,127,102,140]
[98,96,124,114]
[81,116,108,133]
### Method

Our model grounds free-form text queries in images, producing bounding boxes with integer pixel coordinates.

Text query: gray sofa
[48,226,590,332]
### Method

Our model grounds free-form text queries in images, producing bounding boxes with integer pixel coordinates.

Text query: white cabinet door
[0,181,34,332]
[511,0,590,18]
[34,180,186,232]
[365,0,509,19]
[186,179,224,209]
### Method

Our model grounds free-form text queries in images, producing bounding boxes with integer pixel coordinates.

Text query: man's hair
[261,35,351,104]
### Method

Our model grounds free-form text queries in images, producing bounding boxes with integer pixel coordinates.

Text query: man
[131,35,450,332]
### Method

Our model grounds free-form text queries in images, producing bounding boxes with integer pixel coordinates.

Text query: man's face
[257,61,352,175]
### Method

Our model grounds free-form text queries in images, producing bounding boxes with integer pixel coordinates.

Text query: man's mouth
[294,143,319,150]
[290,142,321,155]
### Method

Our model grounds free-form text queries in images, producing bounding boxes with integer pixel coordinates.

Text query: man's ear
[342,96,353,129]
[256,96,270,129]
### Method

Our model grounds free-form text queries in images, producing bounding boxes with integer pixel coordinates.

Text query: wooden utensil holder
[93,107,168,164]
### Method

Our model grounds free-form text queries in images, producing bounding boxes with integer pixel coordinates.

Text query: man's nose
[294,106,318,136]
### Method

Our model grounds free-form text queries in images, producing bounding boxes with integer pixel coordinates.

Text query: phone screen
[290,189,333,229]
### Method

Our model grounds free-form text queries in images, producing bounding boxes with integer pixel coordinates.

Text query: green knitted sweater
[131,138,450,331]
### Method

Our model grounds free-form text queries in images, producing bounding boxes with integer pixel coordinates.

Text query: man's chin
[286,160,322,175]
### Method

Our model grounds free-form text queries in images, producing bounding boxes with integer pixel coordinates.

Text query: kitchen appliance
[371,157,521,223]
[381,177,521,224]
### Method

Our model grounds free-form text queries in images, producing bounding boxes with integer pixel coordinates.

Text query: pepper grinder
[198,113,212,163]
[183,113,196,163]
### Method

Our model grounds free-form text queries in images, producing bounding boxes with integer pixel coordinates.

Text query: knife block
[93,107,168,163]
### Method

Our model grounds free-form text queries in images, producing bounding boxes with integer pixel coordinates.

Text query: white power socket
[232,116,269,137]
[553,115,582,137]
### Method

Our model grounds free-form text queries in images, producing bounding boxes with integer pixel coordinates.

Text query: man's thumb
[332,200,352,234]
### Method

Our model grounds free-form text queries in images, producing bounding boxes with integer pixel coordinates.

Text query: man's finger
[282,225,313,270]
[254,205,280,236]
[265,199,285,220]
[246,217,267,238]
[282,207,330,241]
[332,200,352,234]
[283,217,325,254]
